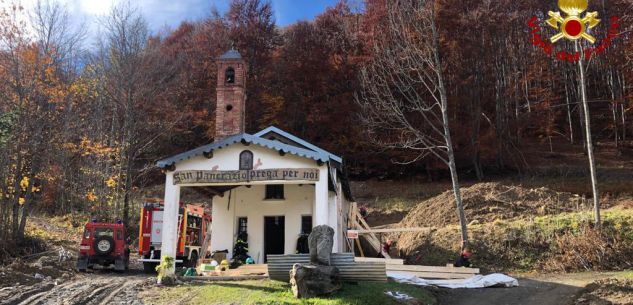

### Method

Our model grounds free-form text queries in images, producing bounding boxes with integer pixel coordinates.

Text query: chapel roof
[156,127,342,168]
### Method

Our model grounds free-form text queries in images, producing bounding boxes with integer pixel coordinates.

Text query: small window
[237,217,248,235]
[94,228,114,237]
[301,216,312,234]
[239,150,253,170]
[225,67,235,84]
[84,229,91,239]
[265,185,284,200]
[116,230,122,240]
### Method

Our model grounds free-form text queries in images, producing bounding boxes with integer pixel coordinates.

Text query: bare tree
[94,2,182,227]
[356,0,469,247]
[575,42,600,227]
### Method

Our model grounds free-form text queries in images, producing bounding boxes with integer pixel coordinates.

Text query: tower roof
[219,49,242,60]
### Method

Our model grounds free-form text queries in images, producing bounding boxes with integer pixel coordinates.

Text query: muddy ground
[436,272,633,305]
[1,271,150,305]
[0,252,151,305]
[1,253,631,305]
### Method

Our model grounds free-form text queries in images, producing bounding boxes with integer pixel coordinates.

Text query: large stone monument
[308,225,334,265]
[290,225,341,298]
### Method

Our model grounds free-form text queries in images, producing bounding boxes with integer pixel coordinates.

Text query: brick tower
[215,49,247,140]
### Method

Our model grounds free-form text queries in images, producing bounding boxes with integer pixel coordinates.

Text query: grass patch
[373,198,418,211]
[618,271,633,279]
[399,207,633,272]
[143,280,436,305]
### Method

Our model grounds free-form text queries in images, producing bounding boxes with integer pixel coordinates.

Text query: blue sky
[20,0,343,36]
[269,0,340,26]
[112,0,344,31]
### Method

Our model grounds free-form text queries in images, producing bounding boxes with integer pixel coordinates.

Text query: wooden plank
[355,257,404,265]
[180,275,268,282]
[387,271,474,279]
[267,253,355,258]
[268,262,385,267]
[352,220,382,253]
[268,265,385,271]
[356,228,432,234]
[266,257,353,260]
[386,264,479,274]
[355,218,381,245]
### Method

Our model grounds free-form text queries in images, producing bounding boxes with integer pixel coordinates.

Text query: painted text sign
[173,168,320,185]
[347,230,359,239]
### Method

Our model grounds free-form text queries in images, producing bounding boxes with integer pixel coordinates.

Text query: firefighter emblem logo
[546,0,600,43]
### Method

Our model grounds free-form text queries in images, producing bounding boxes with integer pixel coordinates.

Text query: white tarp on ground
[387,272,519,289]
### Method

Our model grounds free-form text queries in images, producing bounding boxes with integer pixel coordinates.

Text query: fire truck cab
[138,202,211,273]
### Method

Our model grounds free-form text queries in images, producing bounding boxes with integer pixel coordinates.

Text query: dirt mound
[398,182,586,228]
[572,279,633,305]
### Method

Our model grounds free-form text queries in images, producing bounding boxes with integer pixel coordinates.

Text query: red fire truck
[138,202,211,273]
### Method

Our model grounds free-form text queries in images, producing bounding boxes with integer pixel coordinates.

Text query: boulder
[289,263,341,298]
[308,225,334,265]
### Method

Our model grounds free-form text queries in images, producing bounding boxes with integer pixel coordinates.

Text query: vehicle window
[84,229,91,239]
[94,228,114,237]
[116,230,122,240]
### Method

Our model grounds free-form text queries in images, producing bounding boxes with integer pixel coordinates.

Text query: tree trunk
[576,42,600,228]
[123,157,133,227]
[17,171,36,240]
[565,76,574,144]
[433,22,468,249]
[471,60,484,181]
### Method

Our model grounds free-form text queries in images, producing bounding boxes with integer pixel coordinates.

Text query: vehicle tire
[143,262,157,274]
[93,236,115,255]
[188,251,198,268]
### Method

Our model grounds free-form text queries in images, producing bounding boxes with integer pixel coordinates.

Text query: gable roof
[156,129,341,168]
[254,126,342,164]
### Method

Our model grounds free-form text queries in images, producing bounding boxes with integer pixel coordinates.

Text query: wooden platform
[180,275,268,282]
[198,264,268,277]
[354,257,404,265]
[267,253,387,282]
[386,264,480,280]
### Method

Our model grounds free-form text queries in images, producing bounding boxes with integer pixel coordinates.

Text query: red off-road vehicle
[76,221,130,272]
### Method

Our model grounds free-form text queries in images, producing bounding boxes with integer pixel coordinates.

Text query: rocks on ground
[291,224,341,298]
[0,250,75,289]
[290,263,342,298]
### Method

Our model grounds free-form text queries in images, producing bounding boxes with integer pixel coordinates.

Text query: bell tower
[215,49,247,140]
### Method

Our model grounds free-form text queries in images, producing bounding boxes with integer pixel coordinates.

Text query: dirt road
[436,272,633,305]
[436,278,580,305]
[0,268,150,305]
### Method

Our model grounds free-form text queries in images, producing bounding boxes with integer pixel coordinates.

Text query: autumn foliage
[0,0,632,250]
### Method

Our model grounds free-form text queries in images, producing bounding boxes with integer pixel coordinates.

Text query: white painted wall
[164,142,342,263]
[210,184,314,262]
[173,144,319,175]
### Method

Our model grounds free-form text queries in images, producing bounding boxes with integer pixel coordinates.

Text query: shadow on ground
[435,278,582,305]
